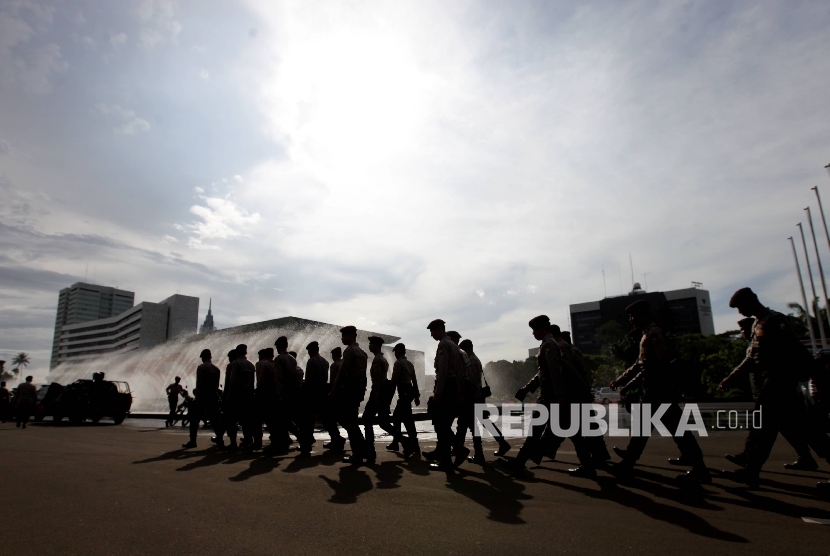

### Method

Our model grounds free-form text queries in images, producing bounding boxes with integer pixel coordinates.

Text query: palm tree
[11,352,30,375]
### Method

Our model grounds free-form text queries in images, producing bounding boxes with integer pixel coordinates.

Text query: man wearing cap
[323,347,346,451]
[223,344,257,451]
[254,348,279,450]
[456,338,511,464]
[299,341,338,457]
[500,315,596,477]
[183,349,223,449]
[389,343,421,458]
[361,336,407,462]
[720,287,825,487]
[328,326,369,464]
[426,319,465,470]
[609,300,710,484]
[544,325,611,465]
[445,331,475,466]
[274,337,297,451]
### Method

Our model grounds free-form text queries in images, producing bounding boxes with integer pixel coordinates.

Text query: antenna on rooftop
[602,264,607,298]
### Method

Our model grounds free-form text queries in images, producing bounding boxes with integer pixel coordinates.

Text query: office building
[569,283,715,354]
[50,283,135,368]
[52,292,199,367]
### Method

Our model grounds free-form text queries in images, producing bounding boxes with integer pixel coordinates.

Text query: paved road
[1,420,829,555]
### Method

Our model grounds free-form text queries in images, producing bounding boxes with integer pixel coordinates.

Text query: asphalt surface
[1,419,829,556]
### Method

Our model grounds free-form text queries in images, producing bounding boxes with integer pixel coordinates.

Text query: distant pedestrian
[165,376,185,427]
[15,376,37,429]
[0,380,10,423]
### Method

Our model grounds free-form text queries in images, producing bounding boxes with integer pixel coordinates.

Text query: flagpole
[790,236,818,354]
[806,207,830,345]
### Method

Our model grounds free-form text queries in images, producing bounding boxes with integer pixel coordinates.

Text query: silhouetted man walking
[610,301,710,484]
[426,319,464,471]
[165,376,185,427]
[328,326,369,465]
[15,376,37,429]
[183,349,222,449]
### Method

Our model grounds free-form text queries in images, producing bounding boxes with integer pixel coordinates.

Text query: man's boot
[784,454,819,471]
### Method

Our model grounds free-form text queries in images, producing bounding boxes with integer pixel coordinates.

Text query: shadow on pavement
[320,467,374,504]
[447,464,531,525]
[525,471,748,543]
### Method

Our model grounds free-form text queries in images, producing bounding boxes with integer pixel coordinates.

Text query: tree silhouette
[11,352,30,375]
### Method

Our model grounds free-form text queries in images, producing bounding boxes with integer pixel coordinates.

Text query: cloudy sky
[2,0,830,380]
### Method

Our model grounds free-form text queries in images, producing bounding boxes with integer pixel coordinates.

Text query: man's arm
[719,349,752,391]
[331,348,352,394]
[410,361,420,400]
[434,343,449,397]
[390,361,402,389]
[611,359,642,390]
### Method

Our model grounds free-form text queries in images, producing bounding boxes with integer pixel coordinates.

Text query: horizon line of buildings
[48,283,424,386]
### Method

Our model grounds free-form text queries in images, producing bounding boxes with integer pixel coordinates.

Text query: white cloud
[94,104,151,135]
[194,186,204,193]
[199,69,209,80]
[233,174,243,183]
[163,234,178,243]
[0,3,66,94]
[134,0,181,48]
[110,32,127,47]
[183,195,261,249]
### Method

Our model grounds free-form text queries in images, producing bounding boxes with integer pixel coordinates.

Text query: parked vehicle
[35,378,132,424]
[595,387,621,405]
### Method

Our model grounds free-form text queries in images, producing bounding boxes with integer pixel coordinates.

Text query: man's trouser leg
[393,399,417,450]
[455,401,473,447]
[338,383,367,457]
[362,396,379,457]
[515,420,547,466]
[782,395,828,459]
[299,390,316,453]
[433,381,458,464]
[189,399,202,441]
[168,398,177,423]
[661,402,705,466]
[469,402,484,459]
[375,400,407,448]
[322,392,344,446]
[747,390,803,475]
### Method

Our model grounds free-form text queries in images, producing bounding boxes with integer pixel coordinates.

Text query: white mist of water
[48,324,424,413]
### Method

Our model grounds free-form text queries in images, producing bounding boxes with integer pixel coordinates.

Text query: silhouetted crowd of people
[169,287,830,494]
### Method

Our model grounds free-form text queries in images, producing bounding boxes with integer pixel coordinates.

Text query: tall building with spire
[200,298,216,334]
